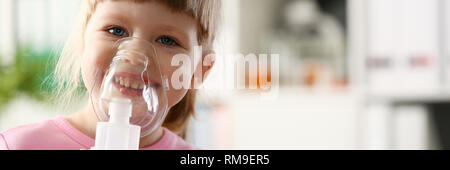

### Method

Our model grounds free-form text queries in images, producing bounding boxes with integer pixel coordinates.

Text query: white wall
[229,88,362,149]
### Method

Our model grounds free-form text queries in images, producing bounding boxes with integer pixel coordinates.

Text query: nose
[117,50,147,66]
[114,37,156,66]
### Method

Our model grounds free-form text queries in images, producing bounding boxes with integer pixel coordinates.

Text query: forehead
[92,1,199,41]
[93,1,193,23]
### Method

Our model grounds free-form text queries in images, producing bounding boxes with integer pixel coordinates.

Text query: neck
[66,100,164,149]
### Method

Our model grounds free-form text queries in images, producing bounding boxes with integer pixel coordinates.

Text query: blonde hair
[53,0,221,137]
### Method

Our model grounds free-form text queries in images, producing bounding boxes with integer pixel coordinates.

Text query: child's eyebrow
[96,12,132,27]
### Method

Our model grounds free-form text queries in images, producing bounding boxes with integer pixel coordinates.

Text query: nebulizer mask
[90,37,169,150]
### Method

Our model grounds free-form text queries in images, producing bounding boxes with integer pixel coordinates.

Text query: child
[0,0,221,150]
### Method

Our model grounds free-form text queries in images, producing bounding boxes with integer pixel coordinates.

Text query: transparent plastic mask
[90,37,169,137]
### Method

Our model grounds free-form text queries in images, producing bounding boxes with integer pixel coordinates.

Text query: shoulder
[166,129,199,150]
[0,117,64,150]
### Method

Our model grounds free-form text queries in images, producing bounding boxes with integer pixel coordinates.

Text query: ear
[191,48,215,89]
[201,48,216,80]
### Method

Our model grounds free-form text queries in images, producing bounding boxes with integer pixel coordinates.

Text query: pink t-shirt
[0,116,197,150]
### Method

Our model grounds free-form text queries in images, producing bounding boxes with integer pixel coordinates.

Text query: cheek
[160,62,191,108]
[157,52,196,107]
[81,38,116,93]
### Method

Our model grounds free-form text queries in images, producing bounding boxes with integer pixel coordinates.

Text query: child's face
[82,1,202,107]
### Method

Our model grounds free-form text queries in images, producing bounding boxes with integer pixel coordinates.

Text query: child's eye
[156,36,179,46]
[107,26,128,37]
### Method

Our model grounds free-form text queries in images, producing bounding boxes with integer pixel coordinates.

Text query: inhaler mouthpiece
[108,98,132,124]
[92,98,140,150]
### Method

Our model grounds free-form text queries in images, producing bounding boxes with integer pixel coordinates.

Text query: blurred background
[2,0,450,150]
